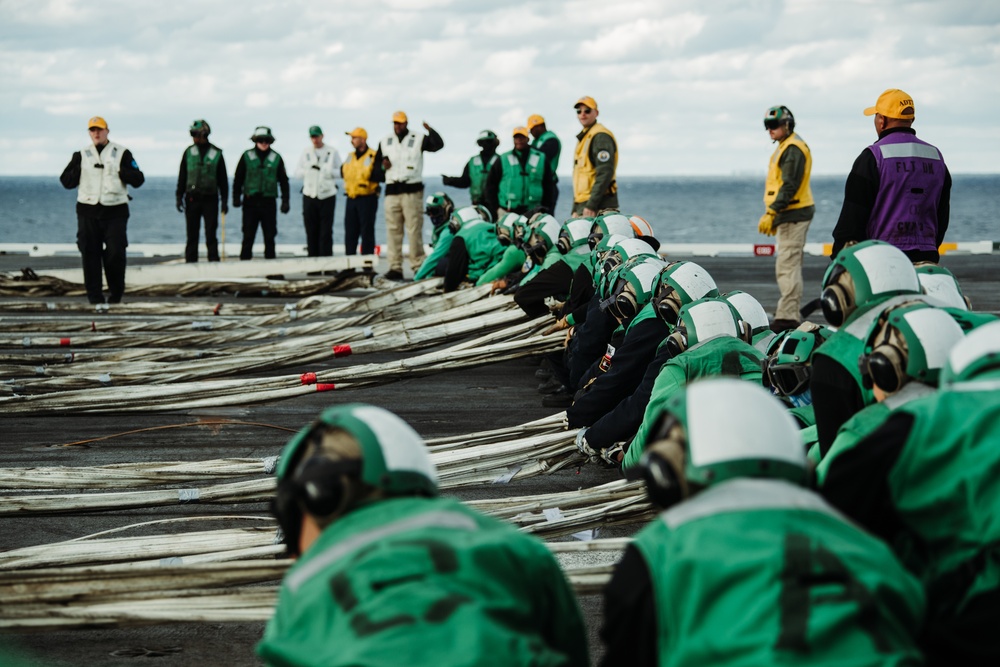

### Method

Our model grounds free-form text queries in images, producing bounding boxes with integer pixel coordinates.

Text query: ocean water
[0,174,996,248]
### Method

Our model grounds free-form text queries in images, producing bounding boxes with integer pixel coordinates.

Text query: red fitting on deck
[213,303,222,316]
[91,322,97,332]
[300,372,317,385]
[315,383,336,392]
[59,337,71,346]
[332,344,353,358]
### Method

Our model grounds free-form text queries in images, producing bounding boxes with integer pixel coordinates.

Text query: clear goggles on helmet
[557,230,574,255]
[599,252,625,281]
[496,225,513,246]
[587,222,605,250]
[525,233,548,266]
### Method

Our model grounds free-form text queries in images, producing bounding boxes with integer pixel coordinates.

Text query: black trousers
[241,197,277,260]
[443,237,469,292]
[77,212,128,303]
[303,195,336,256]
[344,195,378,256]
[184,195,220,262]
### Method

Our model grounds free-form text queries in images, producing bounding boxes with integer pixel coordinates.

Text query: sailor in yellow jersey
[572,96,618,217]
[340,127,380,256]
[758,105,814,332]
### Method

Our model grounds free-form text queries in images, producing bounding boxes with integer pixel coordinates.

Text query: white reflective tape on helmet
[601,214,634,237]
[918,273,968,310]
[903,308,964,372]
[854,244,920,296]
[614,238,656,260]
[352,405,438,482]
[629,215,654,237]
[946,320,1000,382]
[631,259,667,293]
[725,292,769,332]
[564,218,592,244]
[686,380,804,469]
[687,300,739,341]
[670,262,717,301]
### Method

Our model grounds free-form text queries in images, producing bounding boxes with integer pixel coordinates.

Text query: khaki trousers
[774,219,811,321]
[384,191,426,273]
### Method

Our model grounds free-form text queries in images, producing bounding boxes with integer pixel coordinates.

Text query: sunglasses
[576,107,593,115]
[763,119,782,130]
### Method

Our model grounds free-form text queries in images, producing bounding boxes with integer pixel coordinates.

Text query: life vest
[381,131,424,185]
[498,149,546,212]
[342,148,379,198]
[77,141,130,206]
[184,144,222,196]
[763,132,814,211]
[532,130,561,173]
[468,153,497,203]
[573,123,617,204]
[301,146,339,199]
[242,148,281,198]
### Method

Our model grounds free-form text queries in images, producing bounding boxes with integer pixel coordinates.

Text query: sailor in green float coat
[602,379,925,666]
[259,403,588,667]
[822,320,1000,665]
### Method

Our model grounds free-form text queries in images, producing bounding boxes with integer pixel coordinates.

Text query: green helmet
[859,301,965,393]
[723,291,769,336]
[588,212,635,249]
[762,322,833,397]
[664,297,745,358]
[651,261,719,326]
[476,129,499,145]
[915,262,971,311]
[524,213,561,266]
[595,237,657,292]
[495,212,527,247]
[273,403,438,555]
[601,256,669,323]
[821,241,921,326]
[941,320,1000,386]
[250,125,275,142]
[557,217,594,255]
[424,192,455,228]
[189,119,211,136]
[628,379,807,508]
[448,204,492,233]
[764,105,795,132]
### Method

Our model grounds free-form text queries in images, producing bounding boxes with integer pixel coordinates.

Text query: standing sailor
[572,96,618,217]
[233,126,290,260]
[341,127,380,256]
[527,114,561,215]
[482,127,555,221]
[441,130,499,206]
[295,125,341,256]
[369,111,444,281]
[176,119,228,263]
[60,116,144,304]
[758,105,814,332]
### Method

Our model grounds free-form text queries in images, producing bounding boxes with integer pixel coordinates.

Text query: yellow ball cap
[88,116,108,130]
[863,89,915,119]
[512,126,529,137]
[574,96,598,111]
[527,114,545,130]
[392,111,408,123]
[345,127,368,139]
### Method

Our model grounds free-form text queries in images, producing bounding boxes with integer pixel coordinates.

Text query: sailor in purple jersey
[832,88,950,263]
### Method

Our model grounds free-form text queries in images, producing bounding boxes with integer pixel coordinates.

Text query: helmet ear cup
[820,283,852,327]
[294,457,362,519]
[665,329,687,358]
[627,414,690,509]
[866,344,907,394]
[737,319,753,343]
[654,288,681,325]
[613,289,639,322]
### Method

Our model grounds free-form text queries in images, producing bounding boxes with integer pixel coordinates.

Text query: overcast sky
[2,0,998,178]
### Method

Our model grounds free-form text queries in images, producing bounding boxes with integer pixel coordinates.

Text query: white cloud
[0,0,997,176]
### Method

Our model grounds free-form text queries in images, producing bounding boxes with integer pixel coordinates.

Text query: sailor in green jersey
[602,379,925,667]
[176,119,228,263]
[527,114,562,213]
[816,300,965,484]
[619,297,764,469]
[412,192,455,281]
[811,241,923,454]
[233,125,290,260]
[259,403,588,667]
[442,210,505,291]
[482,126,556,221]
[515,216,594,319]
[475,212,528,288]
[821,321,1000,665]
[441,130,499,206]
[413,203,489,282]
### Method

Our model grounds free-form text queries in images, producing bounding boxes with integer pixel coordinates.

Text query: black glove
[220,200,229,215]
[232,194,241,208]
[280,199,290,214]
[175,194,184,213]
